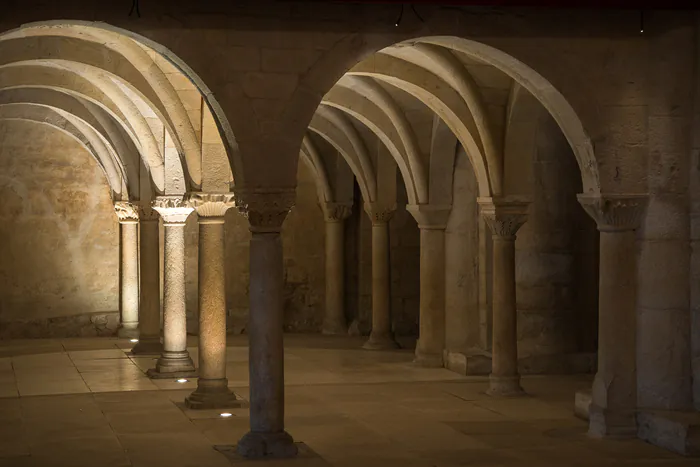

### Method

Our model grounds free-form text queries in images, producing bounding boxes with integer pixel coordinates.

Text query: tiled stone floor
[0,334,694,466]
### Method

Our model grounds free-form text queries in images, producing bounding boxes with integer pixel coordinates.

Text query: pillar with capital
[321,202,353,335]
[235,188,298,459]
[407,204,452,368]
[185,193,244,409]
[362,203,400,351]
[130,205,163,355]
[578,194,647,438]
[147,196,197,379]
[478,197,530,397]
[114,202,140,339]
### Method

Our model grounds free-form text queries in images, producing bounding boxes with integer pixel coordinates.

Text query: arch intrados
[347,71,491,197]
[0,111,124,199]
[0,20,243,188]
[406,36,599,194]
[300,136,333,203]
[321,95,419,205]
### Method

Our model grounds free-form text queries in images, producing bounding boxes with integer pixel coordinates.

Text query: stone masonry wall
[0,120,120,338]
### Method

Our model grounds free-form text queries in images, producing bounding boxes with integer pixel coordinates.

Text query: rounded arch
[0,20,244,189]
[290,34,600,196]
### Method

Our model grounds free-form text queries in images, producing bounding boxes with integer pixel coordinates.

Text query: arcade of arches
[0,3,699,465]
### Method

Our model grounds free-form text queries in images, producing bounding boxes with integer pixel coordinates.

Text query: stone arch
[300,135,333,204]
[0,20,244,189]
[289,35,600,196]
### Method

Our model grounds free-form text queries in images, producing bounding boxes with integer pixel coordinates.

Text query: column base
[185,379,247,410]
[588,403,637,439]
[236,431,298,459]
[129,338,163,356]
[117,323,139,339]
[147,351,197,379]
[486,374,526,397]
[413,351,444,368]
[321,321,348,336]
[362,332,400,350]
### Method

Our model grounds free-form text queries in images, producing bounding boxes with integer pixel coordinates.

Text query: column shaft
[590,229,637,436]
[414,228,446,367]
[131,218,162,354]
[323,220,347,334]
[363,220,399,350]
[118,221,139,338]
[490,235,521,392]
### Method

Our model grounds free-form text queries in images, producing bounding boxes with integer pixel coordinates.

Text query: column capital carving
[136,204,160,222]
[234,188,296,233]
[577,193,648,232]
[478,196,530,239]
[364,203,396,225]
[152,195,194,225]
[322,203,353,222]
[406,204,452,230]
[114,201,139,224]
[187,192,235,221]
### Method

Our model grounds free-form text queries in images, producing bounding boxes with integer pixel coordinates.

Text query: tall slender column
[185,193,243,409]
[578,194,647,438]
[115,202,140,339]
[362,204,399,350]
[235,189,298,459]
[131,206,162,355]
[407,204,451,367]
[148,196,196,379]
[478,198,529,396]
[322,203,353,335]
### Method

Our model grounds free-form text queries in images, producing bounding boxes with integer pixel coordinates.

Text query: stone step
[445,350,596,376]
[574,388,591,420]
[637,410,700,457]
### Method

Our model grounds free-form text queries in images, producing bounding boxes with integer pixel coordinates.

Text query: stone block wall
[0,120,119,338]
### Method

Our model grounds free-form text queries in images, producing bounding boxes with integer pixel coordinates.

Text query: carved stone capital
[364,203,396,225]
[152,195,194,225]
[114,201,139,224]
[136,205,160,222]
[323,203,353,222]
[406,204,452,230]
[478,197,530,239]
[234,188,296,233]
[187,192,235,223]
[577,194,648,232]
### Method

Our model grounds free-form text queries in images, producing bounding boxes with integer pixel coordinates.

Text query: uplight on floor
[176,378,188,383]
[220,412,232,418]
[130,339,139,343]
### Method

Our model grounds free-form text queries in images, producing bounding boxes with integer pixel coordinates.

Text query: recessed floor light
[220,412,233,418]
[129,339,139,343]
[176,378,188,383]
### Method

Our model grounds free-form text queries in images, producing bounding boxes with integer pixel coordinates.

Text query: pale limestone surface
[0,335,696,467]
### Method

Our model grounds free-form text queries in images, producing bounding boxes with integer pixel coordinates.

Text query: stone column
[115,202,140,339]
[147,196,196,379]
[362,204,400,350]
[130,206,163,355]
[407,204,451,367]
[478,198,529,396]
[185,193,243,409]
[321,203,353,335]
[578,194,647,438]
[235,189,298,459]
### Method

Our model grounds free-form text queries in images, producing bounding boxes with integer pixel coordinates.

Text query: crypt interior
[0,2,699,466]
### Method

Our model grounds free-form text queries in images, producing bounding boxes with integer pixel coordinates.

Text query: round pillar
[362,206,399,350]
[131,207,162,355]
[148,196,196,379]
[479,198,529,397]
[578,194,648,438]
[186,193,242,409]
[115,202,140,339]
[322,203,352,335]
[235,189,298,459]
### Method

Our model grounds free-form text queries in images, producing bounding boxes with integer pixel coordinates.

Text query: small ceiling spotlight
[640,10,644,34]
[176,378,188,383]
[129,338,139,343]
[220,412,233,418]
[395,4,404,27]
